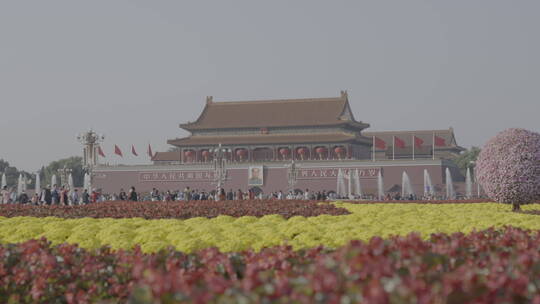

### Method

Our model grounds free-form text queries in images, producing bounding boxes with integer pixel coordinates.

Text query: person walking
[164,190,172,202]
[51,185,60,205]
[81,189,90,204]
[1,186,9,204]
[9,188,17,204]
[71,189,79,205]
[128,186,138,201]
[151,188,159,201]
[59,186,68,205]
[218,188,226,201]
[43,185,52,205]
[90,189,99,203]
[31,193,39,205]
[118,188,127,201]
[183,187,191,201]
[236,189,243,200]
[18,191,29,204]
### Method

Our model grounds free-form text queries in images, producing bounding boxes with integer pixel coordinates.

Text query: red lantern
[236,149,247,160]
[201,150,210,161]
[296,147,308,160]
[236,149,247,156]
[334,146,345,158]
[315,147,327,159]
[184,150,195,162]
[279,148,290,157]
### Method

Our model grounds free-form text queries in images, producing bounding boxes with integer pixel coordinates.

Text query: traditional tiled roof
[180,91,369,131]
[362,128,464,150]
[168,132,371,147]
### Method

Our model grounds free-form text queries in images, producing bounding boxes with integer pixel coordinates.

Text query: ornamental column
[77,130,105,191]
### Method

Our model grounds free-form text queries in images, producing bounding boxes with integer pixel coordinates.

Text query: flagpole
[412,134,415,160]
[372,136,375,162]
[432,133,435,160]
[392,135,395,160]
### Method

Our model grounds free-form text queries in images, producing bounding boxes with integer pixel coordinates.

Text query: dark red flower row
[0,200,350,219]
[2,227,540,303]
[342,198,491,204]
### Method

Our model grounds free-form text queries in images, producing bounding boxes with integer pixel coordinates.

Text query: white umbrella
[1,173,6,189]
[354,169,363,198]
[51,174,57,188]
[35,173,41,194]
[347,169,352,199]
[83,173,89,191]
[336,168,346,198]
[466,167,472,199]
[377,170,384,200]
[68,173,74,205]
[17,174,23,195]
[22,175,27,193]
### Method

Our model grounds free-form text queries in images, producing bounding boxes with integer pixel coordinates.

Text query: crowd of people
[0,184,475,205]
[108,187,330,202]
[0,185,340,205]
[0,184,138,205]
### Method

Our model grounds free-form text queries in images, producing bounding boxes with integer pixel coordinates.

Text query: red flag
[394,136,405,149]
[131,145,138,156]
[374,137,386,149]
[414,136,424,148]
[434,135,446,146]
[98,146,106,157]
[147,144,154,158]
[114,145,123,157]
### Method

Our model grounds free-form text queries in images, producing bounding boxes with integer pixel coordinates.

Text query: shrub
[2,227,540,303]
[476,128,540,211]
[0,200,349,219]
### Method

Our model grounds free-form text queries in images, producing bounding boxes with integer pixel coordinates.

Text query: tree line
[0,157,84,189]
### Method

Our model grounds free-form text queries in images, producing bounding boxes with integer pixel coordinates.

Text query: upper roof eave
[178,92,370,131]
[180,121,370,131]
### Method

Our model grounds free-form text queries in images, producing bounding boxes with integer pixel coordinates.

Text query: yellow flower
[3,201,540,253]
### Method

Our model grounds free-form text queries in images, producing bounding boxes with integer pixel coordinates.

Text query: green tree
[0,159,33,189]
[452,146,481,176]
[41,157,84,188]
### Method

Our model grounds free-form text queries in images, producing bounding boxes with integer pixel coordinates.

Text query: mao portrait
[248,166,264,186]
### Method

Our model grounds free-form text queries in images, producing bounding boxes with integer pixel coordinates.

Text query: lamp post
[286,159,299,194]
[469,161,480,198]
[77,130,105,191]
[57,165,72,187]
[211,144,231,200]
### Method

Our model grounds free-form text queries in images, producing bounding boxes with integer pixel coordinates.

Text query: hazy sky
[1,1,539,171]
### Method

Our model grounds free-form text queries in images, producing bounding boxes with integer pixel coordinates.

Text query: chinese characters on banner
[297,168,380,179]
[138,167,380,182]
[139,171,215,182]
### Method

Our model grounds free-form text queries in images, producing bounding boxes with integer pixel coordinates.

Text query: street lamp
[469,161,480,198]
[211,143,231,200]
[286,159,299,194]
[77,130,105,191]
[57,165,72,187]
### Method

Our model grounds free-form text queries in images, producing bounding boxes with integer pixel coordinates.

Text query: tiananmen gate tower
[93,91,467,197]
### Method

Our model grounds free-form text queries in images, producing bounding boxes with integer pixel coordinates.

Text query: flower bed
[342,198,490,204]
[2,202,540,253]
[2,227,540,303]
[0,200,350,219]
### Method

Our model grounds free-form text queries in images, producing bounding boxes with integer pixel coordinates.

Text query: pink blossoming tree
[476,128,540,211]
